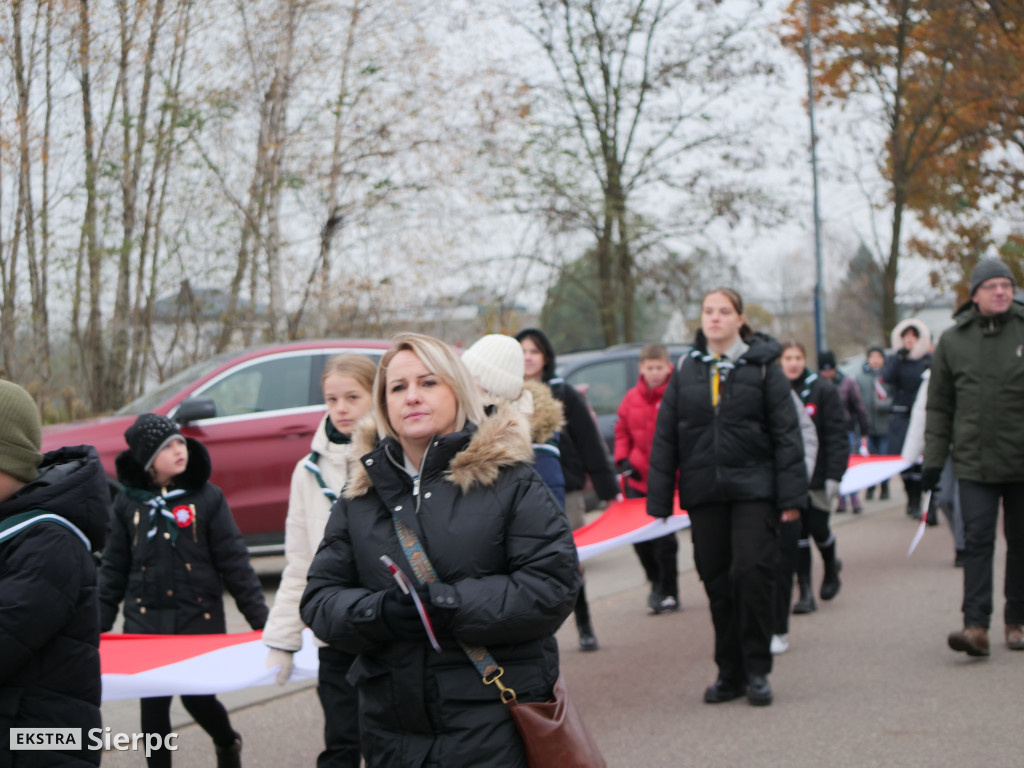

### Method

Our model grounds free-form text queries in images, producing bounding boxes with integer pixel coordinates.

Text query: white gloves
[858,437,870,457]
[826,479,841,501]
[265,648,295,685]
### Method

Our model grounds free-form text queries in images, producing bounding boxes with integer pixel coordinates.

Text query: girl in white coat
[263,354,377,768]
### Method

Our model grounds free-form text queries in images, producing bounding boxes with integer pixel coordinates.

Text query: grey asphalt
[99,490,1020,767]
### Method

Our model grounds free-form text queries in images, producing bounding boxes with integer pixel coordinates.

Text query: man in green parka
[923,259,1024,657]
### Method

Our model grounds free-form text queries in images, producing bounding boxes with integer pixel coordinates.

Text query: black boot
[792,544,816,614]
[574,584,598,651]
[905,479,922,519]
[819,540,842,601]
[880,480,890,500]
[792,576,817,614]
[215,734,242,768]
[865,486,875,501]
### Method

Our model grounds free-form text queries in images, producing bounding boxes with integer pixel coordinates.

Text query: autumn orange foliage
[780,0,1024,326]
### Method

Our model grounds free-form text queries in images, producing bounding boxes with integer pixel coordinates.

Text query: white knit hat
[462,334,525,402]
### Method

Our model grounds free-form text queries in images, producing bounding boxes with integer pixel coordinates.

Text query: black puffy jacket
[791,369,849,490]
[300,405,579,768]
[99,438,267,635]
[514,328,619,499]
[647,333,807,515]
[0,446,109,768]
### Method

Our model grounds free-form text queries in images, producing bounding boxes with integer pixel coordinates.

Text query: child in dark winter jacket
[99,413,268,768]
[614,343,681,614]
[0,380,109,768]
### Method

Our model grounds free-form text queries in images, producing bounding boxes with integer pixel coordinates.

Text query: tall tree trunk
[131,0,194,395]
[77,0,107,410]
[883,189,905,337]
[111,0,166,401]
[216,147,266,353]
[12,1,42,378]
[311,1,363,337]
[262,0,301,341]
[607,158,632,342]
[36,0,56,382]
[596,216,616,346]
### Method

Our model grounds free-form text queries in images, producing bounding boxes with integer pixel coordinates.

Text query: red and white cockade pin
[172,504,195,528]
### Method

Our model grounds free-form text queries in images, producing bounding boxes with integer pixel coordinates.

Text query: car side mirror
[174,397,217,424]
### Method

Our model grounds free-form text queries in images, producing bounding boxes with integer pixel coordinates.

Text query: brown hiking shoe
[948,626,990,657]
[1006,625,1024,651]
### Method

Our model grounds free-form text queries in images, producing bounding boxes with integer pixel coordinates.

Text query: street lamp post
[805,0,827,359]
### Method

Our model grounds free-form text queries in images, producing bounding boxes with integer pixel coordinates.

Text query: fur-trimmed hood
[889,318,932,361]
[345,401,534,499]
[115,435,212,492]
[523,380,565,445]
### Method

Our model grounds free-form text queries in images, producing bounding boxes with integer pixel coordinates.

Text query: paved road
[100,491,1020,767]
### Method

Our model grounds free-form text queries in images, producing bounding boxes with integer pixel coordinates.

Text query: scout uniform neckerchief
[689,348,742,407]
[306,420,352,504]
[798,371,818,404]
[124,486,189,544]
[304,452,338,505]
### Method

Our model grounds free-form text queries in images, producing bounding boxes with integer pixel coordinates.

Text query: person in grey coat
[853,345,893,500]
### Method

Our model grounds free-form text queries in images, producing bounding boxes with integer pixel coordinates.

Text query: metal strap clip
[482,666,517,703]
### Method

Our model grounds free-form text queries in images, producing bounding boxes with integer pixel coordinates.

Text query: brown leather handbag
[503,672,606,768]
[389,515,605,767]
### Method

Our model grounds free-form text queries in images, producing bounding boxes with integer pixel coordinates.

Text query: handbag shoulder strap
[391,515,517,701]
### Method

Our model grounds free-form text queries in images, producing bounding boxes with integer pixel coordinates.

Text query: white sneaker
[653,595,680,614]
[770,634,790,655]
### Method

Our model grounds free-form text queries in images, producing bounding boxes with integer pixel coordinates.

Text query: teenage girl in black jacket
[647,288,807,707]
[515,328,618,652]
[779,342,849,617]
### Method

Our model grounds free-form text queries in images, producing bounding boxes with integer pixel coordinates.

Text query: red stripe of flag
[100,631,263,675]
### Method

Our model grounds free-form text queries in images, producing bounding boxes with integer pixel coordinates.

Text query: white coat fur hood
[889,318,932,361]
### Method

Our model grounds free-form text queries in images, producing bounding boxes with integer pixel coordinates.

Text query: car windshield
[114,351,237,416]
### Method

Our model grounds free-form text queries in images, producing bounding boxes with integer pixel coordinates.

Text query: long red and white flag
[574,496,689,562]
[101,456,910,700]
[839,454,911,495]
[100,630,320,701]
[99,501,689,700]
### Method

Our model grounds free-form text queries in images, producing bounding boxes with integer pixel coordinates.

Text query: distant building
[152,281,267,324]
[901,299,956,342]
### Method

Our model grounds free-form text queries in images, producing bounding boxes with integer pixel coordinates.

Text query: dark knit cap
[866,345,885,357]
[125,413,184,470]
[0,380,43,483]
[818,350,837,371]
[969,259,1014,297]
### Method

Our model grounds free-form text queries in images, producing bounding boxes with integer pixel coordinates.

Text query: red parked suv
[41,339,390,553]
